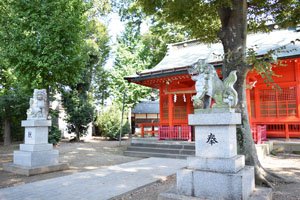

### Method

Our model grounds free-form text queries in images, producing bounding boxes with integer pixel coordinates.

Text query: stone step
[124,141,195,159]
[131,142,195,150]
[123,151,191,159]
[272,140,300,152]
[126,146,195,155]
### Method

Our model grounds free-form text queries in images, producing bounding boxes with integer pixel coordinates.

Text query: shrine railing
[251,125,267,144]
[159,126,192,141]
[138,122,159,137]
[251,122,300,141]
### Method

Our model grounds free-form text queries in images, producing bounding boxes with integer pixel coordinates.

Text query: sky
[107,13,125,43]
[103,13,125,69]
[102,12,149,69]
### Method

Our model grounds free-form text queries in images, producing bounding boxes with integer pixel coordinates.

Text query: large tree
[0,65,30,145]
[62,19,110,141]
[0,0,88,91]
[137,0,300,186]
[0,0,89,145]
[0,0,111,144]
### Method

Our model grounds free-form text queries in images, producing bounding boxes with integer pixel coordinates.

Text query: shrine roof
[126,29,300,81]
[132,101,159,114]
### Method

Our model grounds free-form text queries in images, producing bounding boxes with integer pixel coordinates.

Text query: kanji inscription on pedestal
[206,133,218,146]
[28,131,32,138]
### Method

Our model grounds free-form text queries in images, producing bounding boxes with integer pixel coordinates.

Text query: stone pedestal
[3,119,68,176]
[159,110,266,200]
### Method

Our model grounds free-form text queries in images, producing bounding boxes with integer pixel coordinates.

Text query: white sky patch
[107,13,125,42]
[100,12,125,69]
[101,13,151,69]
[140,20,150,35]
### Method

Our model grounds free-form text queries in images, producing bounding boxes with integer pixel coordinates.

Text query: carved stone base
[3,162,69,176]
[169,111,256,200]
[13,149,59,167]
[159,186,272,200]
[177,166,254,199]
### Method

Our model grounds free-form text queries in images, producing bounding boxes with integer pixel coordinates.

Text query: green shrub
[62,90,95,141]
[95,106,129,140]
[49,125,61,145]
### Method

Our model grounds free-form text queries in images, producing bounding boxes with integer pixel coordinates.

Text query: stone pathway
[0,158,186,200]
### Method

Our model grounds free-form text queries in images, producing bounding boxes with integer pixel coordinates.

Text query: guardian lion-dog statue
[26,89,48,119]
[188,59,238,109]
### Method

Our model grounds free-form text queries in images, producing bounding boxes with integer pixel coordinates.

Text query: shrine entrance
[128,58,300,142]
[125,29,300,142]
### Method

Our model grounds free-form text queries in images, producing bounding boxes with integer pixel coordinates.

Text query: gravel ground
[1,138,300,200]
[0,138,140,189]
[262,153,300,200]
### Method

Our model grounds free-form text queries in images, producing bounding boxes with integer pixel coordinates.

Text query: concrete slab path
[0,158,186,200]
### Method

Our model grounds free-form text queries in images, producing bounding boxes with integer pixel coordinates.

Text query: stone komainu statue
[188,59,238,109]
[26,89,48,119]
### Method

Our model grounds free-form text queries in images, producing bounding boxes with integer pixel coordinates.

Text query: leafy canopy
[111,0,190,107]
[0,0,88,90]
[137,0,300,42]
[61,2,111,140]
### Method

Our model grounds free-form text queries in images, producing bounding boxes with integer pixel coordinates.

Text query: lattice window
[173,94,187,120]
[174,106,187,119]
[259,87,297,117]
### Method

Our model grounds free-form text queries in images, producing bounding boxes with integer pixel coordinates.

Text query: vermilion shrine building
[126,29,300,142]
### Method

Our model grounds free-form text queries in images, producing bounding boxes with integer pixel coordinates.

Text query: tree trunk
[75,126,80,141]
[218,0,248,78]
[235,66,286,187]
[3,119,12,146]
[218,0,286,187]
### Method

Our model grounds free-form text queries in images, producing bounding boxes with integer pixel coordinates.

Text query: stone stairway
[124,138,195,159]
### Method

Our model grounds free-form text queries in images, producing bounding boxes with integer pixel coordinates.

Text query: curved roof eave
[125,29,300,82]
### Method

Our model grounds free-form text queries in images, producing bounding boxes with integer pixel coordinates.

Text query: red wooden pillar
[141,124,144,138]
[295,59,300,119]
[151,125,155,136]
[293,58,300,139]
[245,77,252,124]
[186,94,193,141]
[254,87,260,120]
[159,85,164,125]
[186,94,191,115]
[168,94,174,127]
[285,123,290,139]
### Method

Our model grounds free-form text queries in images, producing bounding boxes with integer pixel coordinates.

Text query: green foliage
[48,125,61,145]
[137,0,221,43]
[247,0,300,31]
[0,66,31,143]
[138,0,300,41]
[62,90,95,140]
[61,12,110,141]
[95,105,129,140]
[0,0,111,143]
[111,21,152,107]
[0,0,89,90]
[111,1,190,107]
[48,109,61,145]
[85,19,111,105]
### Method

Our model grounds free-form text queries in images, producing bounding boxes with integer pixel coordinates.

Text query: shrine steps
[124,138,195,159]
